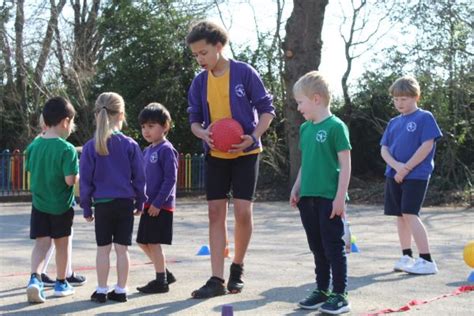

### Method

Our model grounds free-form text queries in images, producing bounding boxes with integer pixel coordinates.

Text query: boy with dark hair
[26,96,78,303]
[186,20,275,298]
[136,103,178,294]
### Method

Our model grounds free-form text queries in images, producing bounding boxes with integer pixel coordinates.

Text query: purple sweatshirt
[187,59,275,153]
[79,132,146,217]
[143,140,178,211]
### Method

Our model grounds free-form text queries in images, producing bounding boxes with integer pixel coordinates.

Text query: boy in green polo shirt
[290,71,352,314]
[25,97,78,303]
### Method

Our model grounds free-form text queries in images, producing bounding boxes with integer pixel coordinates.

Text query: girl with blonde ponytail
[79,92,146,303]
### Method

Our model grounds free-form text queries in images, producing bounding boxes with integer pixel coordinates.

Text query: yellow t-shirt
[207,69,260,159]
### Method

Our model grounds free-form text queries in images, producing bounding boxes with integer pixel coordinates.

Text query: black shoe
[41,273,55,287]
[298,289,331,310]
[137,280,169,294]
[107,290,127,302]
[166,269,176,285]
[91,291,107,303]
[66,272,87,286]
[227,263,244,293]
[191,277,226,299]
[319,293,351,314]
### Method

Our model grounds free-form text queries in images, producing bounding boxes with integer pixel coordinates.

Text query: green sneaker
[319,293,351,314]
[298,289,331,310]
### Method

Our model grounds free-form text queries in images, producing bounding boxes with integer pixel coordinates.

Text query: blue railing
[0,150,205,197]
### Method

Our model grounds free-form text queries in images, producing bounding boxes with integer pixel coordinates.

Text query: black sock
[402,249,413,257]
[32,273,42,281]
[210,276,225,283]
[156,272,167,283]
[420,253,432,262]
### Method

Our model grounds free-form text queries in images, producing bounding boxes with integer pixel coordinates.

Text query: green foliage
[347,0,473,194]
[93,0,203,153]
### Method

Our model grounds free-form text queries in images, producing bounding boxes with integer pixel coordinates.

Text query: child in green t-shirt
[290,71,352,315]
[25,97,78,303]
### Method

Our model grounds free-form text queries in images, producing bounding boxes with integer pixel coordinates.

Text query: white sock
[114,285,127,294]
[96,286,109,294]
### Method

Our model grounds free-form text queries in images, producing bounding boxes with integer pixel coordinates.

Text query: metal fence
[0,149,205,196]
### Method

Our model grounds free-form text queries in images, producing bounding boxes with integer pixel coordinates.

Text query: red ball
[211,118,244,152]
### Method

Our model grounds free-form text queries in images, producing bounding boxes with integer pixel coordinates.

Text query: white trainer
[393,255,415,272]
[404,257,438,275]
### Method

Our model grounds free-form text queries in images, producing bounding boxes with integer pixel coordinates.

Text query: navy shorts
[30,206,74,239]
[384,178,429,216]
[94,198,134,246]
[205,154,259,201]
[136,208,173,245]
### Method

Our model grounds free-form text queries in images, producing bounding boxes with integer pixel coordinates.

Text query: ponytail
[93,92,125,156]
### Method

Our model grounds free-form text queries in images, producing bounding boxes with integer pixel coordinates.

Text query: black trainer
[227,263,244,293]
[107,290,127,302]
[191,277,226,299]
[91,291,107,303]
[41,273,55,287]
[166,269,176,285]
[298,289,331,310]
[66,272,87,286]
[137,280,169,294]
[319,293,351,314]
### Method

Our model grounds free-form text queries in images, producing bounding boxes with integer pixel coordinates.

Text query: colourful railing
[0,150,205,196]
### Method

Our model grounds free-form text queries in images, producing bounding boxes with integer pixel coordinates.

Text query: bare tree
[338,0,395,120]
[283,0,328,185]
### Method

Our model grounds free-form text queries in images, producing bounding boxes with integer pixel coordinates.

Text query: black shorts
[384,178,429,216]
[136,208,173,245]
[205,154,259,201]
[30,206,74,239]
[94,198,134,246]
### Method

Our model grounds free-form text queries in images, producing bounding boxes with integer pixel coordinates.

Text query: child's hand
[394,165,411,183]
[201,124,215,149]
[229,135,254,153]
[290,186,300,208]
[85,216,94,222]
[330,198,346,219]
[148,205,161,217]
[393,161,405,173]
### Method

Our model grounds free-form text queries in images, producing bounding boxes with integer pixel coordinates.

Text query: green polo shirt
[299,115,351,199]
[26,137,78,214]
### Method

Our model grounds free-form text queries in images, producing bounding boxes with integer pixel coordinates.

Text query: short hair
[293,71,331,105]
[389,75,420,97]
[42,96,76,127]
[186,20,228,46]
[139,103,172,132]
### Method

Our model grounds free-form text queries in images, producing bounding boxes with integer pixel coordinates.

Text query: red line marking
[363,286,474,316]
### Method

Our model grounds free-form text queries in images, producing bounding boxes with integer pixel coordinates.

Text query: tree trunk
[33,0,67,105]
[283,0,328,186]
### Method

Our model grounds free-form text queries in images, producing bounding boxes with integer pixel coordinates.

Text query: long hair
[94,92,125,156]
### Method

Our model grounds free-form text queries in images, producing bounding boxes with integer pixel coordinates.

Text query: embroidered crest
[406,122,417,132]
[235,84,246,97]
[150,151,158,163]
[316,130,327,143]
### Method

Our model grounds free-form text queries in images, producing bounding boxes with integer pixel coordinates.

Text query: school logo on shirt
[315,130,327,143]
[150,152,158,163]
[235,84,246,97]
[406,122,417,132]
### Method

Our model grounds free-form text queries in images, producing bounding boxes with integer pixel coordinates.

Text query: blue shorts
[384,178,429,216]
